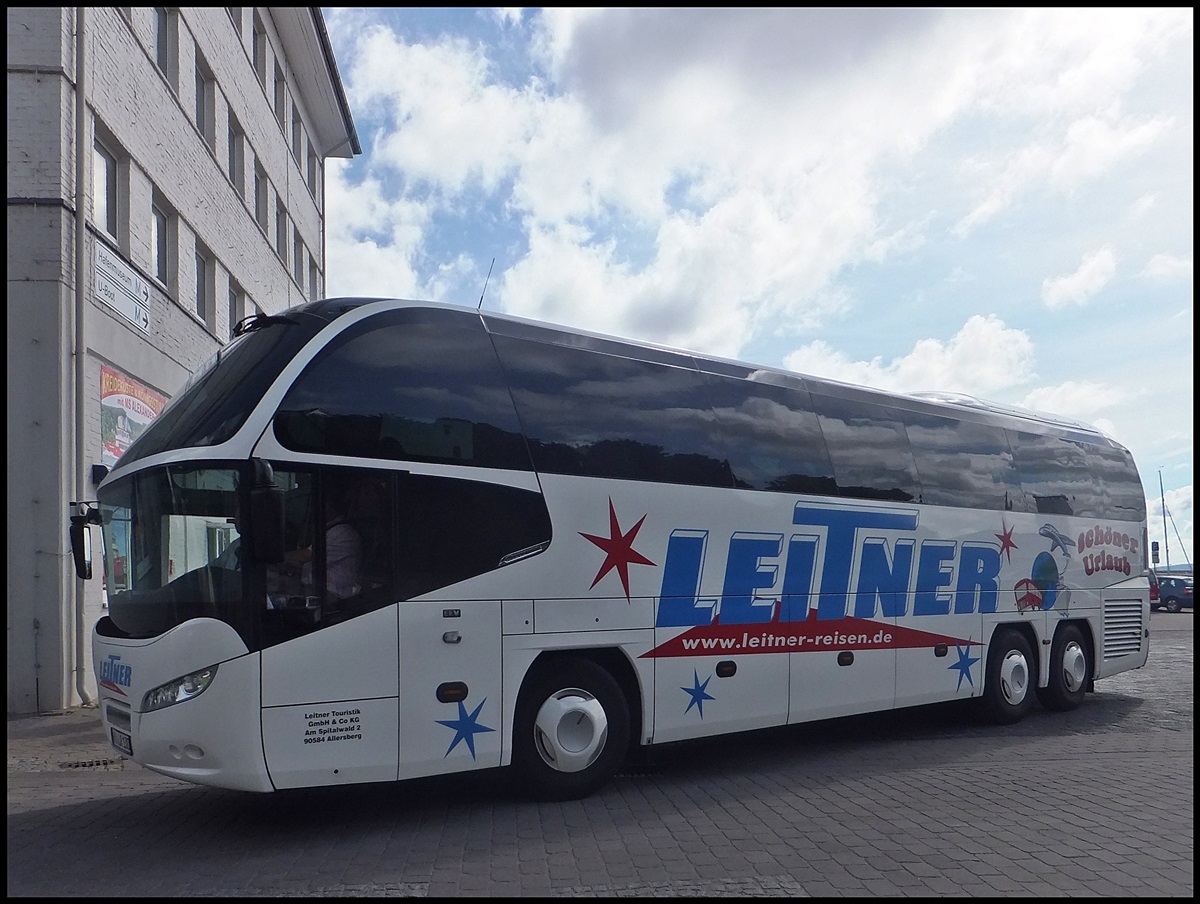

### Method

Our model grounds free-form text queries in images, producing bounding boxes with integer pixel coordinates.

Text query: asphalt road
[7,611,1193,897]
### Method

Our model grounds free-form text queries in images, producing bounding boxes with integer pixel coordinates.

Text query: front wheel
[512,658,630,801]
[1035,624,1089,712]
[980,628,1036,724]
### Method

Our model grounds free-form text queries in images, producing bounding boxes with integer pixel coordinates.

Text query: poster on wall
[100,365,167,467]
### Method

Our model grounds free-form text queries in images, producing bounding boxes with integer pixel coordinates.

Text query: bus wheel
[1036,625,1089,712]
[513,658,630,801]
[981,629,1035,724]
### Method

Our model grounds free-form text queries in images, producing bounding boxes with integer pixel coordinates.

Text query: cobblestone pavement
[8,615,1193,897]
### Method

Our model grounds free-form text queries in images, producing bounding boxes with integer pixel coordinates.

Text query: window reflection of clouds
[1089,445,1147,518]
[497,339,721,458]
[812,396,920,500]
[277,306,1146,521]
[705,379,835,491]
[904,413,1025,510]
[282,321,519,429]
[1011,431,1109,518]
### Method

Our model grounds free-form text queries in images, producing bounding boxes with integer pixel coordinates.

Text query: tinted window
[116,313,329,470]
[275,308,532,471]
[903,410,1027,511]
[702,371,836,494]
[1084,442,1147,521]
[811,393,920,502]
[395,473,553,599]
[259,465,551,645]
[1010,430,1105,518]
[494,336,733,487]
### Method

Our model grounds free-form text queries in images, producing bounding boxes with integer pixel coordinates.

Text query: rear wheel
[980,628,1036,724]
[1165,598,1182,613]
[1036,624,1089,712]
[512,658,630,801]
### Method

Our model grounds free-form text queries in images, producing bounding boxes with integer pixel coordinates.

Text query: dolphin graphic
[1039,523,1075,558]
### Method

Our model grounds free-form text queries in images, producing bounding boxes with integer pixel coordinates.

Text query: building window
[308,259,319,301]
[227,114,245,197]
[151,193,176,288]
[92,139,119,240]
[252,12,267,87]
[275,200,288,261]
[226,7,242,36]
[293,234,304,284]
[254,160,268,230]
[307,141,319,198]
[291,103,303,161]
[195,51,215,148]
[228,280,245,338]
[153,7,178,90]
[273,61,286,128]
[195,243,215,329]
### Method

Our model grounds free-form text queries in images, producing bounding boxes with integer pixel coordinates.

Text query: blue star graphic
[949,642,981,691]
[682,669,716,719]
[436,698,495,759]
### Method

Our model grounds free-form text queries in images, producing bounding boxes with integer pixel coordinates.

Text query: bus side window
[344,472,393,598]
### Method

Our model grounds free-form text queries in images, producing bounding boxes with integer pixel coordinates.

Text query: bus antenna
[478,258,495,310]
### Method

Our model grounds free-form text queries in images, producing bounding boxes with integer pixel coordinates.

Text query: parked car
[1152,573,1193,613]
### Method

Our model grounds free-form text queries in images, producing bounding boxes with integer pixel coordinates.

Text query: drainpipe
[73,6,94,707]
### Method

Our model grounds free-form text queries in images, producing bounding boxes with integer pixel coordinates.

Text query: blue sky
[322,8,1193,566]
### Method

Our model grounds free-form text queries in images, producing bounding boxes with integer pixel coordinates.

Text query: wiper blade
[232,313,300,337]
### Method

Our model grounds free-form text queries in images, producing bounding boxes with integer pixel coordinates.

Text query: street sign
[1152,541,1160,564]
[94,242,150,332]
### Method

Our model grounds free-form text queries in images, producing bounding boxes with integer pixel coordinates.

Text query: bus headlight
[142,665,218,713]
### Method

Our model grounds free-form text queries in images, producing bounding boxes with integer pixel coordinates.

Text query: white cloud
[321,8,1193,554]
[1020,380,1141,420]
[1050,112,1172,191]
[1142,253,1193,281]
[1041,247,1117,308]
[782,314,1035,397]
[1129,193,1157,219]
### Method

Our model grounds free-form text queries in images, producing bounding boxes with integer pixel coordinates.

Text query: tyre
[1165,598,1181,613]
[1035,624,1089,712]
[980,628,1036,724]
[512,658,630,801]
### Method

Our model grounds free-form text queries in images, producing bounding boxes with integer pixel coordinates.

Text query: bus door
[397,595,504,780]
[788,592,898,724]
[650,529,790,744]
[651,626,791,744]
[258,467,400,789]
[259,606,400,789]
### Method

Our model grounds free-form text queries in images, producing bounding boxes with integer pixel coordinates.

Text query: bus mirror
[248,461,285,564]
[69,514,93,580]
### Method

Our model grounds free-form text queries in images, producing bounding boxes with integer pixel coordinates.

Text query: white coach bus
[71,298,1151,800]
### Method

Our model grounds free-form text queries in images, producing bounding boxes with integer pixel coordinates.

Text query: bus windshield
[100,464,248,640]
[111,307,333,471]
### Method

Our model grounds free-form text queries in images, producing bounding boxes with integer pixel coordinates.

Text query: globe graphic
[1031,551,1059,609]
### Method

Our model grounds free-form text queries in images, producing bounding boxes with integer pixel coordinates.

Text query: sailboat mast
[1159,469,1170,569]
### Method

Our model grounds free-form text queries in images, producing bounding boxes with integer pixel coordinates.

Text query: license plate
[111,727,133,756]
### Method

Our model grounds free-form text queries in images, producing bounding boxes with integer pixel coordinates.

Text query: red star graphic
[580,498,656,600]
[995,522,1018,564]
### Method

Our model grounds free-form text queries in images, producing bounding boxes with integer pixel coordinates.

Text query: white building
[6,7,360,714]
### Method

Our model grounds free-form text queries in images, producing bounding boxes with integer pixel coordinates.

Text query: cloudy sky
[322,8,1193,566]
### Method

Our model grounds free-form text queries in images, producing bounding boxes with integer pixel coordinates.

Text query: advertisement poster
[100,365,166,467]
